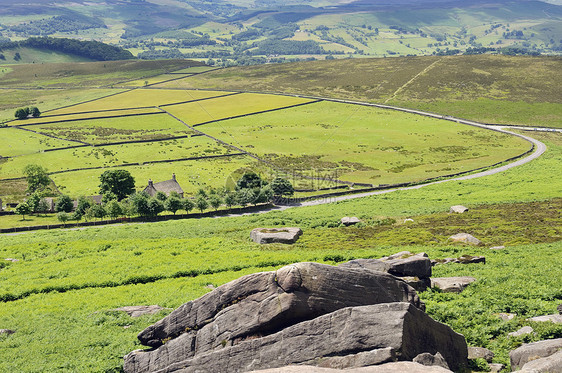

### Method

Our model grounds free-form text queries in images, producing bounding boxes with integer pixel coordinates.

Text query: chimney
[172,173,176,181]
[148,179,153,187]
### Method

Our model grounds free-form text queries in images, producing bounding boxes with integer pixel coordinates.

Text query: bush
[55,195,73,213]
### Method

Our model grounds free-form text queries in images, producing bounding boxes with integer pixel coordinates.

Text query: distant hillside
[0,37,134,63]
[0,0,560,65]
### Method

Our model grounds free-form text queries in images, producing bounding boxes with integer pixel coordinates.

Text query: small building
[143,174,184,198]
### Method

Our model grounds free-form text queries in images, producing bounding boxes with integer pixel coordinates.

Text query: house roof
[143,174,183,196]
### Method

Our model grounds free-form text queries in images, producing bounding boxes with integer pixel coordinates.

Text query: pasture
[0,131,561,371]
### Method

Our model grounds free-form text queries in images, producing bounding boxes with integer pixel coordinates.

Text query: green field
[168,55,562,128]
[0,131,561,372]
[202,100,530,185]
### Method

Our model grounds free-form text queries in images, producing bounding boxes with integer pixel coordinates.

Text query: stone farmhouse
[143,174,184,198]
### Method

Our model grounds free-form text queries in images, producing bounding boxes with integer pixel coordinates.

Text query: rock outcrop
[248,362,453,372]
[341,217,361,226]
[434,255,485,265]
[529,314,562,323]
[430,277,476,293]
[449,205,468,214]
[339,252,432,292]
[508,326,534,337]
[449,233,481,245]
[0,329,15,335]
[510,338,562,371]
[124,262,468,373]
[250,227,302,244]
[468,346,494,363]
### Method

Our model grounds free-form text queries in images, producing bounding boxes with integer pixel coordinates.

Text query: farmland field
[0,55,561,373]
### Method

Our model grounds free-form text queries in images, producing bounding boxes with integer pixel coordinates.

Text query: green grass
[0,47,93,65]
[50,154,256,197]
[0,136,234,180]
[47,89,234,114]
[0,59,202,88]
[172,55,562,128]
[0,127,78,157]
[32,114,192,144]
[163,93,315,126]
[202,100,530,185]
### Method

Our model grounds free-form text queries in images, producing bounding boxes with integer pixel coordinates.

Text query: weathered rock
[510,338,562,369]
[435,255,485,265]
[519,349,562,372]
[250,227,302,244]
[398,276,432,292]
[529,314,562,323]
[135,262,424,349]
[4,258,18,262]
[113,305,169,318]
[340,252,432,279]
[315,347,395,369]
[496,312,516,321]
[431,277,476,293]
[404,218,415,223]
[341,216,361,226]
[449,233,481,245]
[413,352,450,369]
[488,363,504,373]
[489,246,505,250]
[468,346,494,363]
[248,362,453,372]
[450,205,468,213]
[558,304,562,315]
[124,303,467,373]
[508,326,534,337]
[0,329,15,335]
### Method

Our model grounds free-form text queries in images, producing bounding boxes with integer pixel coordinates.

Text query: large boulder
[528,314,562,323]
[449,233,481,245]
[510,338,562,370]
[449,205,468,213]
[430,277,476,293]
[248,362,453,372]
[341,217,361,226]
[250,227,302,244]
[135,262,424,349]
[468,347,494,363]
[340,252,432,279]
[518,349,562,372]
[124,303,467,373]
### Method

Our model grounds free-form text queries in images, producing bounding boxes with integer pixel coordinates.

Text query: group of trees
[14,106,40,120]
[15,167,295,222]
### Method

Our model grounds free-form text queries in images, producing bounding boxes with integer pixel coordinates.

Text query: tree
[36,198,50,214]
[196,188,207,199]
[55,195,73,213]
[155,191,167,202]
[182,198,194,214]
[57,211,70,226]
[236,172,265,190]
[255,186,273,204]
[129,192,150,216]
[26,192,41,214]
[29,106,41,118]
[99,169,135,201]
[106,200,122,219]
[23,164,50,193]
[15,202,31,220]
[14,108,29,120]
[147,198,164,217]
[101,191,117,204]
[195,196,208,213]
[164,197,182,215]
[224,192,236,210]
[89,204,106,220]
[270,177,294,197]
[236,189,255,207]
[209,195,222,211]
[75,196,92,216]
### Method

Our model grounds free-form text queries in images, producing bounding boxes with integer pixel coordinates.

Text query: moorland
[0,53,561,372]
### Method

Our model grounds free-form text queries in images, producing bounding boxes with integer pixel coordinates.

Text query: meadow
[0,131,561,372]
[168,55,562,128]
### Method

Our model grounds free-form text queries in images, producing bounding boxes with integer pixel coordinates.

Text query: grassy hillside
[0,131,560,372]
[0,46,93,64]
[165,55,562,127]
[0,0,560,63]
